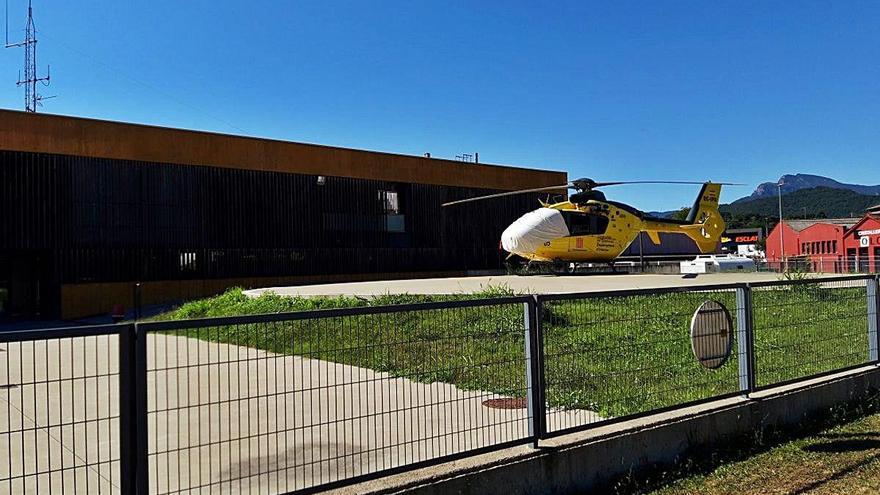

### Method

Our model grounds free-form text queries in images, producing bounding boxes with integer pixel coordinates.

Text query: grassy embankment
[633,396,880,495]
[152,281,869,419]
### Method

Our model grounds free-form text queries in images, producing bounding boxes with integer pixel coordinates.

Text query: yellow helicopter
[443,179,734,271]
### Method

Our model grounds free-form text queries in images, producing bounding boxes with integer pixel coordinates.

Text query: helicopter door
[563,212,609,250]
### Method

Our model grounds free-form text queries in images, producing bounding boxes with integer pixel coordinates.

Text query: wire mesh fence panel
[540,288,740,434]
[142,299,533,494]
[752,278,872,389]
[0,327,122,494]
[756,259,874,275]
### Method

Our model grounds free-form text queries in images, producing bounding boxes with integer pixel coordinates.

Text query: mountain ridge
[641,174,878,219]
[719,186,880,228]
[735,174,880,203]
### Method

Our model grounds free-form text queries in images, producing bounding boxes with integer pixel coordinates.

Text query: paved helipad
[244,272,798,298]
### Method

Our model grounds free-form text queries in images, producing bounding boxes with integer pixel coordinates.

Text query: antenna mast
[6,0,51,112]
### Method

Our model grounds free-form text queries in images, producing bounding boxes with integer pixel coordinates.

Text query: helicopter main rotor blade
[442,184,571,207]
[442,180,745,206]
[592,180,744,187]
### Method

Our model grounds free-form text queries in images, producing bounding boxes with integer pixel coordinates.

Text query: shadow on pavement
[0,302,175,332]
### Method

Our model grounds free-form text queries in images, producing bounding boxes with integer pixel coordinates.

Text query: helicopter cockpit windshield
[560,211,609,236]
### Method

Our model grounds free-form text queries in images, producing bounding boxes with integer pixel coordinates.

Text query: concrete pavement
[244,272,795,299]
[0,335,119,494]
[1,333,597,494]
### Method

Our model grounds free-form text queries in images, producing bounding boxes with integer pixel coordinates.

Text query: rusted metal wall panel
[0,110,566,190]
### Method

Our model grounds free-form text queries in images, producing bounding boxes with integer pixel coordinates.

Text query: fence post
[118,323,138,494]
[120,323,149,495]
[524,296,546,447]
[868,277,880,363]
[134,322,149,495]
[736,285,756,394]
[133,282,142,320]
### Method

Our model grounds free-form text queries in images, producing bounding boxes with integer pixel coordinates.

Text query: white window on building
[180,252,197,272]
[378,190,405,232]
[379,190,400,214]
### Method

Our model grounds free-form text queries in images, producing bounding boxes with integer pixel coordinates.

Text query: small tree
[670,207,690,221]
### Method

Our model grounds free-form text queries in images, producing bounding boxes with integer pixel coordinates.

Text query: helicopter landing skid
[513,260,578,275]
[509,259,623,276]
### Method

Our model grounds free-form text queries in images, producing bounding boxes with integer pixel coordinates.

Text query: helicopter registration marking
[596,235,616,252]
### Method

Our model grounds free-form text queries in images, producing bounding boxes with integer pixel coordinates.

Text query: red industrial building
[843,211,880,272]
[766,205,880,272]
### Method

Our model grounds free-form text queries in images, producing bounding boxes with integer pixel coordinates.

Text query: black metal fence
[2,275,879,494]
[751,277,873,389]
[538,286,742,435]
[0,325,123,494]
[139,299,533,494]
[757,257,880,275]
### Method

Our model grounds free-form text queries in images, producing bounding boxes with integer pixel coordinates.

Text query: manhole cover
[690,300,733,369]
[483,398,527,409]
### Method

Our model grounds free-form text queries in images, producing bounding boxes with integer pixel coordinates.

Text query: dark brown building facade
[0,110,566,319]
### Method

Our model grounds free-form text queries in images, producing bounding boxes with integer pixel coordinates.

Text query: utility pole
[6,0,52,112]
[777,182,785,271]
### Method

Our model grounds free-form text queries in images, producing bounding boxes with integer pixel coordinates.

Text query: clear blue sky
[2,1,878,210]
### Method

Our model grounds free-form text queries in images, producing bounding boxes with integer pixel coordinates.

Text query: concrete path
[244,272,796,299]
[0,335,120,494]
[1,334,597,494]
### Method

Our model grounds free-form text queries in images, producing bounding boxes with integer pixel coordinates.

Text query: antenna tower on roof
[6,0,53,112]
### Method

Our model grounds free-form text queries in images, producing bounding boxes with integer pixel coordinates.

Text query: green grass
[636,396,880,495]
[151,283,522,320]
[541,289,741,417]
[152,281,870,418]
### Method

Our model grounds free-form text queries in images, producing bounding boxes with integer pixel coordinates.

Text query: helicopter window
[562,212,609,236]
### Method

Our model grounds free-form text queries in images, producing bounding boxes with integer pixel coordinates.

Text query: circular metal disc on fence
[690,300,733,369]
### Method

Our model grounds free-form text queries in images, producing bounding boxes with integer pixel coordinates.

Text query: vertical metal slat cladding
[0,149,550,316]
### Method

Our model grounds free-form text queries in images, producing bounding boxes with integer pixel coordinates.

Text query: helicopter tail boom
[642,182,726,253]
[685,182,722,224]
[680,182,725,252]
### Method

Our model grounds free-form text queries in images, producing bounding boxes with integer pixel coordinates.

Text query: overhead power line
[42,31,248,134]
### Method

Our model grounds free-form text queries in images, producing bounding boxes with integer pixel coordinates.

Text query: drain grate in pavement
[483,397,527,409]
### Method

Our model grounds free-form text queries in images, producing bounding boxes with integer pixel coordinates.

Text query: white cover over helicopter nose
[500,208,570,255]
